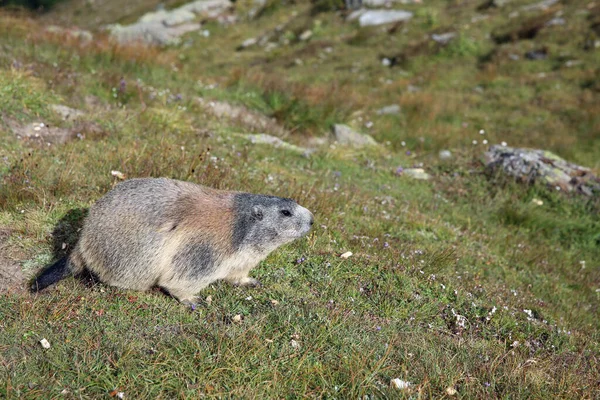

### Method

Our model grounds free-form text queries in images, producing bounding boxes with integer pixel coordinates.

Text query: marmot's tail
[31,257,71,291]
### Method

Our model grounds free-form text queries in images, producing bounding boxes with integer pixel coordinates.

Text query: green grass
[1,0,600,398]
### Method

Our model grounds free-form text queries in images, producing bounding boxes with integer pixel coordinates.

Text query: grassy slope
[1,0,599,398]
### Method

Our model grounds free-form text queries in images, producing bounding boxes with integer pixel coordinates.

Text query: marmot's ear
[251,205,263,221]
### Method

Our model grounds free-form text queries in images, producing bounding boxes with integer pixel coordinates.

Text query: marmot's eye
[280,210,292,217]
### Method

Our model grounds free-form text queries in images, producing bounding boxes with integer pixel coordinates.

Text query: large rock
[197,98,286,135]
[332,124,378,147]
[108,0,232,45]
[348,9,413,27]
[244,133,311,155]
[485,145,600,196]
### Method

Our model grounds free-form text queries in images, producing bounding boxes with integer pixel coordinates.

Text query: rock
[525,48,547,60]
[108,0,232,45]
[139,9,196,26]
[431,32,456,45]
[246,0,267,19]
[521,0,558,11]
[545,17,565,26]
[108,22,202,46]
[402,168,431,180]
[299,30,313,41]
[391,378,412,390]
[237,37,258,50]
[349,10,413,27]
[244,133,310,155]
[485,145,600,196]
[50,104,85,121]
[438,150,452,160]
[197,98,286,135]
[332,124,378,147]
[7,120,75,144]
[376,104,401,115]
[180,0,231,16]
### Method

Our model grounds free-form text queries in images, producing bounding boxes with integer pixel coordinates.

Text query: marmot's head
[233,193,313,253]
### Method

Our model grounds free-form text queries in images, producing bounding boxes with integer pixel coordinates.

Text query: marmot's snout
[297,205,314,237]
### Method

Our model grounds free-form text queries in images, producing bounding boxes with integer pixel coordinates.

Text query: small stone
[340,251,353,259]
[111,170,126,180]
[299,30,312,41]
[238,37,257,49]
[232,314,242,323]
[205,295,212,305]
[446,387,457,396]
[403,168,431,180]
[431,32,456,45]
[40,338,51,349]
[332,124,378,147]
[391,378,411,390]
[376,104,401,115]
[439,150,452,160]
[290,339,300,349]
[270,299,279,306]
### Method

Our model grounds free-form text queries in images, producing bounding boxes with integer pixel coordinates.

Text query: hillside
[1,0,599,397]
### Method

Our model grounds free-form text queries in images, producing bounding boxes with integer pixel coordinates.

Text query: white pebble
[40,338,51,349]
[482,139,488,144]
[479,129,485,135]
[232,314,242,323]
[391,378,411,390]
[111,170,126,180]
[340,251,353,259]
[290,339,300,349]
[501,141,507,146]
[472,140,478,145]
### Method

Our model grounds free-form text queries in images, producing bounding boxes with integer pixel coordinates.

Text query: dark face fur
[232,193,314,253]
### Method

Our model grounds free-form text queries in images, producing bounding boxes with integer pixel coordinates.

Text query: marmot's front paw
[230,276,261,287]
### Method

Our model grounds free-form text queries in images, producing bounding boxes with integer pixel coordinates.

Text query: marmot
[32,178,314,305]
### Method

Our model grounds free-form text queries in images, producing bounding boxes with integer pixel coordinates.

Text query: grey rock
[521,0,558,11]
[332,124,378,147]
[348,9,413,26]
[50,104,85,121]
[545,17,565,26]
[139,9,196,26]
[238,37,258,49]
[180,0,231,16]
[438,150,452,160]
[244,134,310,155]
[431,32,456,45]
[197,98,286,135]
[108,22,202,46]
[299,30,313,41]
[108,0,231,45]
[485,145,600,196]
[247,0,267,19]
[376,104,401,115]
[403,168,431,180]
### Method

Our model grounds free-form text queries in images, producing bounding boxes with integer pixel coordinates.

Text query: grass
[1,0,599,398]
